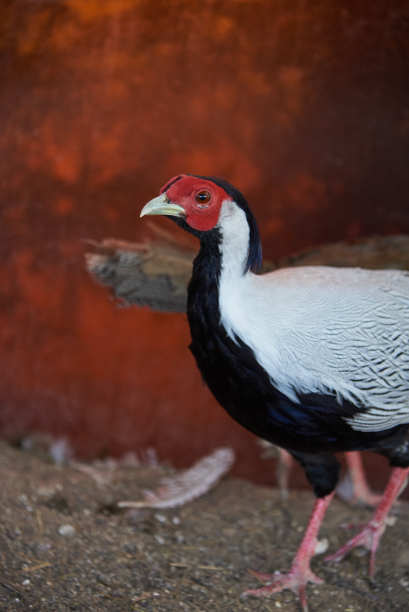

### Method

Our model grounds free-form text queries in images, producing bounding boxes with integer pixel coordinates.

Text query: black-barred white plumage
[218,197,409,426]
[140,174,409,611]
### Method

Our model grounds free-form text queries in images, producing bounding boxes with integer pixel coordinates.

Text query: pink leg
[338,452,381,507]
[243,492,334,612]
[326,466,409,577]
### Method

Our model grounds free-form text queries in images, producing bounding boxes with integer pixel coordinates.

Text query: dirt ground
[1,441,409,612]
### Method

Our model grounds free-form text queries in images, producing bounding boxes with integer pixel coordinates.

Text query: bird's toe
[243,564,324,611]
[325,519,383,577]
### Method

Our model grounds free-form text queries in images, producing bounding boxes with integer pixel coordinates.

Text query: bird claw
[325,519,385,577]
[242,564,324,611]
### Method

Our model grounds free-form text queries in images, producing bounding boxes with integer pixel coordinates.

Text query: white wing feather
[219,265,409,433]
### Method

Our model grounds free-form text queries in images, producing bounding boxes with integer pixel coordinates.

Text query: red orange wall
[1,1,409,486]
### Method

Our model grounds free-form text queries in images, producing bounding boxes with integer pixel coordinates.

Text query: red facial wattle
[161,175,230,232]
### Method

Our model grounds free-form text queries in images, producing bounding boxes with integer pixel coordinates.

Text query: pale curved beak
[140,193,186,218]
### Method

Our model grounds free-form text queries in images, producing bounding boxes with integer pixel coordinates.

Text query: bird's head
[140,174,262,272]
[140,174,229,232]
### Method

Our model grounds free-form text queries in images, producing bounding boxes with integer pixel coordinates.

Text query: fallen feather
[118,447,235,509]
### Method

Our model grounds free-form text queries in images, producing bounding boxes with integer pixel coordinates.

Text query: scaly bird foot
[242,493,334,611]
[325,518,385,578]
[242,564,324,612]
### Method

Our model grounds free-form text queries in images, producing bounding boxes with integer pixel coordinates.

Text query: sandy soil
[1,440,409,612]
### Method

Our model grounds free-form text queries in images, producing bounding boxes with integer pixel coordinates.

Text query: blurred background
[1,1,409,488]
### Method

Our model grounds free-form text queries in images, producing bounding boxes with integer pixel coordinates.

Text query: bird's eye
[195,190,211,208]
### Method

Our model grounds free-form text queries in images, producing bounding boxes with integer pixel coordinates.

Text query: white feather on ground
[118,447,235,509]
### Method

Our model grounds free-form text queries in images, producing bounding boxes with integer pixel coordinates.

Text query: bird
[140,174,409,611]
